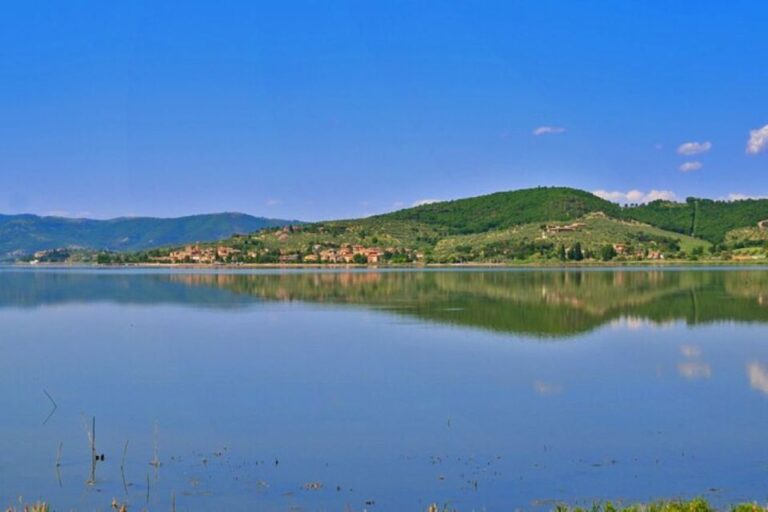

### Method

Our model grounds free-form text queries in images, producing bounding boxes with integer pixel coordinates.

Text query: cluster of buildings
[542,222,587,236]
[305,244,384,264]
[166,242,417,265]
[612,243,664,260]
[169,244,242,263]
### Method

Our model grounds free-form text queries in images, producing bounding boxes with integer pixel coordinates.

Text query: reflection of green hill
[168,269,768,337]
[2,268,768,338]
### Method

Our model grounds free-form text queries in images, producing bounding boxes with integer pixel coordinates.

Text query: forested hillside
[378,187,621,234]
[622,198,768,243]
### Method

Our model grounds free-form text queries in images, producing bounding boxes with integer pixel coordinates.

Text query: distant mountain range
[0,212,299,260]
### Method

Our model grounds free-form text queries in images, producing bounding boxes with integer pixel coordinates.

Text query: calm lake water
[2,267,768,511]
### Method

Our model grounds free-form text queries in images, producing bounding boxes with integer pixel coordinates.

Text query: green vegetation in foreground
[549,500,768,512]
[7,498,768,512]
[25,186,768,265]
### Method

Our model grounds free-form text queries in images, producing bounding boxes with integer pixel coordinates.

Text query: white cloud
[724,193,768,201]
[747,124,768,155]
[645,190,678,201]
[265,198,281,206]
[533,380,563,395]
[593,189,678,204]
[679,161,703,172]
[677,141,712,155]
[532,126,566,136]
[412,198,442,207]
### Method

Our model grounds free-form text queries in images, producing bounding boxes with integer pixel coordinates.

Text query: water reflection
[3,267,768,510]
[747,362,768,395]
[3,267,768,338]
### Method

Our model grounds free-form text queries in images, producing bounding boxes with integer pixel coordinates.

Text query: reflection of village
[167,242,423,264]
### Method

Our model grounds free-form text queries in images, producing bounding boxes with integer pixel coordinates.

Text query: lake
[2,267,768,511]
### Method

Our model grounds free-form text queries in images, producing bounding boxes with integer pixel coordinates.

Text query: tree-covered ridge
[377,187,621,234]
[621,197,768,243]
[368,186,768,247]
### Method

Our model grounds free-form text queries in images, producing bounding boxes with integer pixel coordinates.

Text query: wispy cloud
[747,124,768,155]
[724,193,768,201]
[265,198,281,206]
[593,189,678,204]
[533,380,563,395]
[679,161,702,172]
[532,126,566,136]
[44,210,70,217]
[747,362,768,395]
[412,198,442,207]
[677,141,711,155]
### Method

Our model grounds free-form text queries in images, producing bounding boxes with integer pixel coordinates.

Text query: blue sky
[1,1,766,221]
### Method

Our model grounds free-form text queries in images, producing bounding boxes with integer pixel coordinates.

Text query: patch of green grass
[552,499,767,512]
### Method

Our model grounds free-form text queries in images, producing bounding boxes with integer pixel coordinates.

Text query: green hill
[374,186,768,245]
[377,186,621,234]
[621,197,768,243]
[0,212,298,260]
[195,194,711,264]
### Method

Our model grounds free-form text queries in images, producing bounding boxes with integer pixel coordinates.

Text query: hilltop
[0,212,298,260]
[377,187,621,234]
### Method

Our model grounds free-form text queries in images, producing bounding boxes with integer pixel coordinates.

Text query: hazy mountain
[0,212,299,259]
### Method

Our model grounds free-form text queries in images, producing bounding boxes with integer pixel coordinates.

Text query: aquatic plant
[553,499,768,512]
[4,503,49,512]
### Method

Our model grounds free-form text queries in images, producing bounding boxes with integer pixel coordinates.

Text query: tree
[574,242,584,261]
[557,244,566,261]
[568,242,584,261]
[352,253,368,264]
[96,253,112,265]
[600,244,617,261]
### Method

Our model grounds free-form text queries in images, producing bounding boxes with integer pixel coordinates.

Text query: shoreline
[7,259,768,270]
